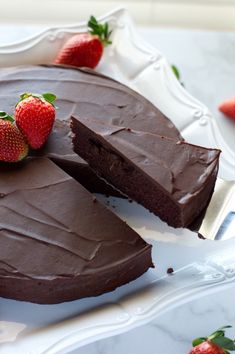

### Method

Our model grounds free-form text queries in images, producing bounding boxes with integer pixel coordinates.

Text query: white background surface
[1,21,235,354]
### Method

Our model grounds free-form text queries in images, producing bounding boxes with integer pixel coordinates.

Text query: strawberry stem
[88,15,112,47]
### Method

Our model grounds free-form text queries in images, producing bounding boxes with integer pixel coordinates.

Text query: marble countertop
[73,287,235,354]
[1,25,235,354]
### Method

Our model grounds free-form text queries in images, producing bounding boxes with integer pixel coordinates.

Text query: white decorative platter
[1,7,235,354]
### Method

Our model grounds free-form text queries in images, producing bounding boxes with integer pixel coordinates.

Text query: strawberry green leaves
[88,15,112,47]
[42,93,57,105]
[212,336,235,351]
[0,111,14,123]
[209,327,235,352]
[171,65,184,86]
[192,325,235,353]
[209,326,233,341]
[17,92,57,107]
[192,337,207,347]
[171,65,180,81]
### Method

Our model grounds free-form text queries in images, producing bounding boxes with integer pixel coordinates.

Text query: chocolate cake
[0,64,182,194]
[0,64,220,304]
[71,116,220,228]
[0,158,153,304]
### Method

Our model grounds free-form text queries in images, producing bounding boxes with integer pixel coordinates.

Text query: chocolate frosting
[0,158,153,303]
[0,65,181,138]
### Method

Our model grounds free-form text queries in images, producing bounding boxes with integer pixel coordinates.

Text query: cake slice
[71,116,220,228]
[0,158,153,304]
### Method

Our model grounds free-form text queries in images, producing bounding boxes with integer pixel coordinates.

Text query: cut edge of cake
[71,116,220,228]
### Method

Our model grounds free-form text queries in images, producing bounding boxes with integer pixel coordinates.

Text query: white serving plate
[1,8,235,354]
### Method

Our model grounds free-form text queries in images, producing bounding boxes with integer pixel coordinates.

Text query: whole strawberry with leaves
[189,326,235,354]
[54,15,112,69]
[15,92,56,149]
[0,112,28,162]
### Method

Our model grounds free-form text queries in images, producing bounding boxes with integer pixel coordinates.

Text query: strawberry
[190,340,227,354]
[15,92,56,149]
[189,326,235,354]
[54,15,112,69]
[219,97,235,120]
[0,112,28,162]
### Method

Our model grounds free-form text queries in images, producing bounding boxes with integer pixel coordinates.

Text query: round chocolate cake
[0,64,180,304]
[0,64,219,304]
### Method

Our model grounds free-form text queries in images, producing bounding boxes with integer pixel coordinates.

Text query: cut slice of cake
[0,158,153,304]
[71,116,220,228]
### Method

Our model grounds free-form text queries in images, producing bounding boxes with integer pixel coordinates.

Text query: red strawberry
[55,33,103,69]
[190,340,226,354]
[219,97,235,120]
[54,15,112,69]
[189,326,235,354]
[15,93,56,149]
[0,113,28,162]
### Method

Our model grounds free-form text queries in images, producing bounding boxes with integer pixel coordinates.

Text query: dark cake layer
[0,158,153,304]
[71,116,220,228]
[0,64,182,194]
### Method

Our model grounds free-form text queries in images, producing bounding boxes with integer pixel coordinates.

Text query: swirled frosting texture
[0,158,152,303]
